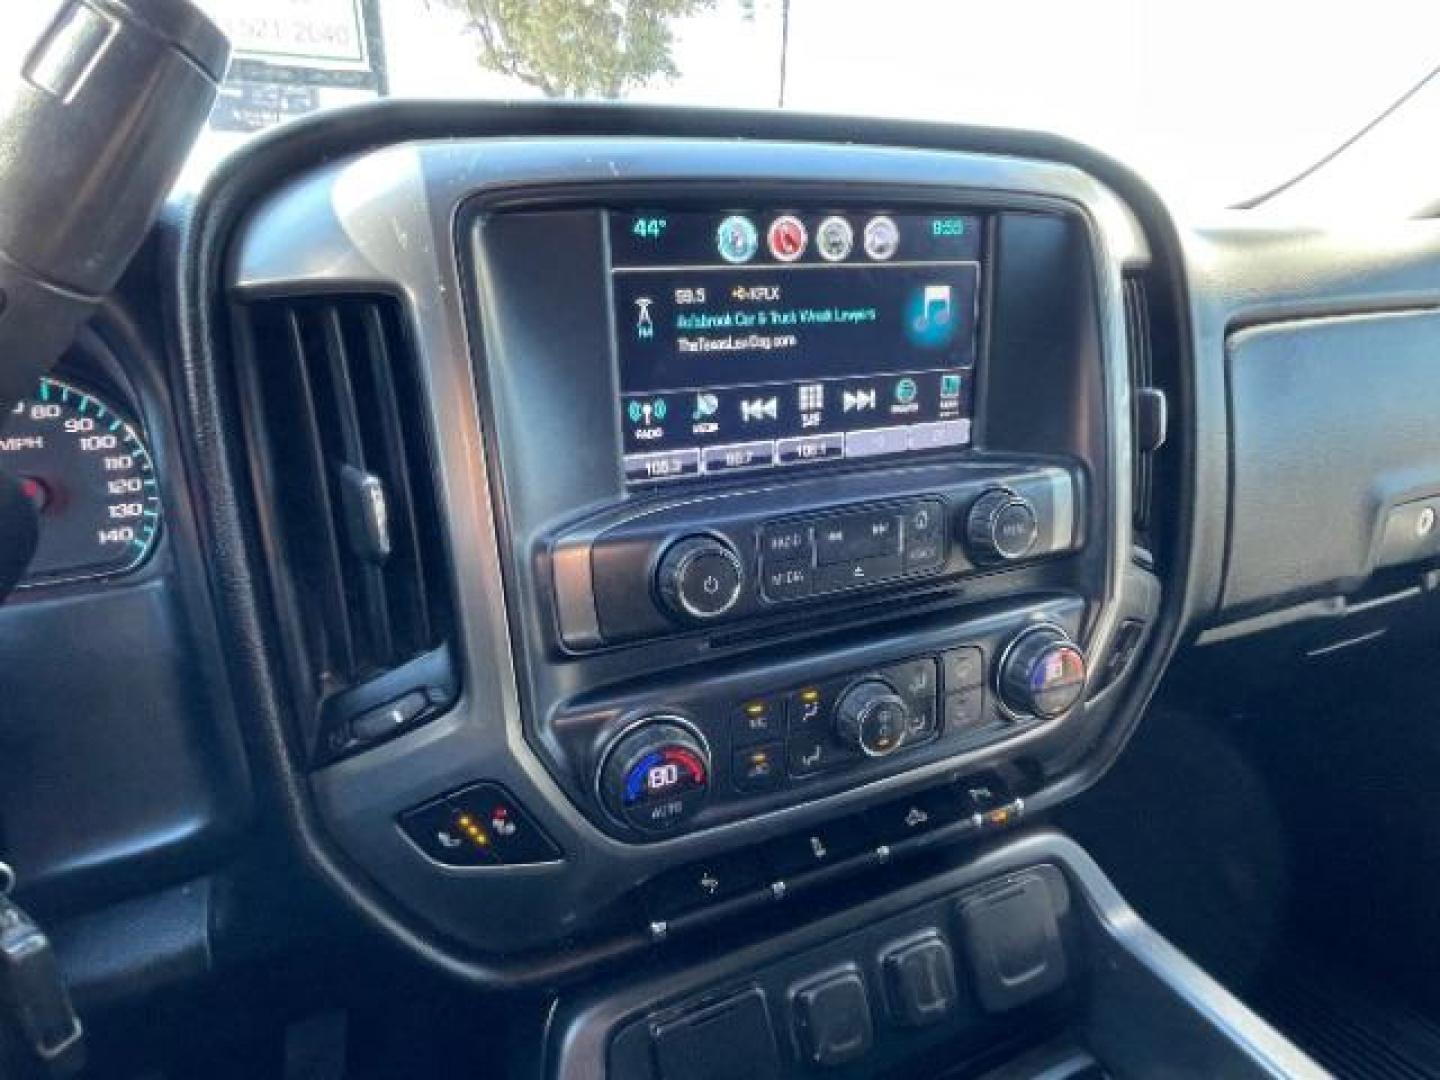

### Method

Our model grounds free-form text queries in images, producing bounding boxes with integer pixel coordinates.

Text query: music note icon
[916,284,953,331]
[906,283,958,348]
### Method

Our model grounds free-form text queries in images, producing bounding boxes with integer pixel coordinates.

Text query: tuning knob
[965,488,1039,563]
[998,626,1087,719]
[656,535,745,621]
[598,719,712,835]
[834,679,910,757]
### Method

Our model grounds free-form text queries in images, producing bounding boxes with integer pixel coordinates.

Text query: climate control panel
[581,601,1088,840]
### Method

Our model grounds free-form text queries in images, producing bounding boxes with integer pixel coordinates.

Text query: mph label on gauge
[2,377,161,587]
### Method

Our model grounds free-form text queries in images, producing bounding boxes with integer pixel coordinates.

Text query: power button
[656,536,746,621]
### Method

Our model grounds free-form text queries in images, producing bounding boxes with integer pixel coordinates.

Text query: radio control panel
[552,465,1079,649]
[759,499,946,603]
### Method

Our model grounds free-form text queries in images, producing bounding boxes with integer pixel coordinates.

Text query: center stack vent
[233,295,457,764]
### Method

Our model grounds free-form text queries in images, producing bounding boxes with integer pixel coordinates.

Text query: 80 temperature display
[2,376,161,587]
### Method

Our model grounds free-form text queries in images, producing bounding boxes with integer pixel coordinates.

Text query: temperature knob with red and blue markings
[997,625,1088,720]
[598,719,712,835]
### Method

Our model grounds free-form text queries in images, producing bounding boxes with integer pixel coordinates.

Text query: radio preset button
[624,448,700,483]
[777,433,844,465]
[845,427,910,459]
[702,440,775,474]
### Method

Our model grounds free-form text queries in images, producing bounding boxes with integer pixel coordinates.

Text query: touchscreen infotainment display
[609,208,982,485]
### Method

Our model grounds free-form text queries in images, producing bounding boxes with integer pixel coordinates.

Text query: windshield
[10,1,1440,210]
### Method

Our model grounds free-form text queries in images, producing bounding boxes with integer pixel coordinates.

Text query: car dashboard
[8,100,1440,1078]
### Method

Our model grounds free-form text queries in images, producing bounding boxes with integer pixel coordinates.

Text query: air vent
[1123,274,1158,539]
[235,295,455,762]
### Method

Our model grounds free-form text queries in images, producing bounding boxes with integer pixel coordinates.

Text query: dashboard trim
[230,136,1137,940]
[171,100,1192,988]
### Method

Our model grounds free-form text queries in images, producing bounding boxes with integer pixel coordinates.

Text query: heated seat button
[450,784,560,864]
[400,797,497,867]
[399,783,559,867]
[882,932,959,1028]
[791,967,874,1068]
[879,657,939,709]
[906,699,938,741]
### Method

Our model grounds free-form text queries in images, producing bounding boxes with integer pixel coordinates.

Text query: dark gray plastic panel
[1182,219,1440,625]
[1223,307,1440,614]
[229,139,1148,956]
[545,830,1323,1079]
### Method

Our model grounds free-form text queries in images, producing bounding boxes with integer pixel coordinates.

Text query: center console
[228,135,1164,970]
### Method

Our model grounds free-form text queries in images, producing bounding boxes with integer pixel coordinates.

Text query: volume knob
[655,535,745,621]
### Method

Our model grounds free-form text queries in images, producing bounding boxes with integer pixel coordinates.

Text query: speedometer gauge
[2,376,161,587]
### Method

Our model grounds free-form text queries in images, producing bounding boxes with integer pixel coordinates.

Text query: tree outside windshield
[6,1,1439,209]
